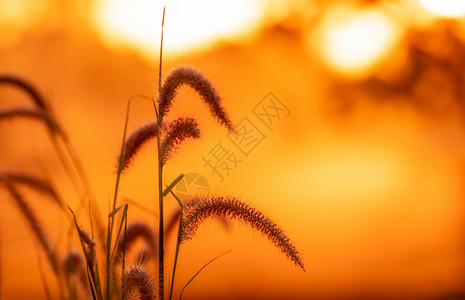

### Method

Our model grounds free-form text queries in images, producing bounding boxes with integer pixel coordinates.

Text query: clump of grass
[0,74,105,245]
[114,59,304,298]
[0,6,304,300]
[0,172,67,299]
[0,172,62,273]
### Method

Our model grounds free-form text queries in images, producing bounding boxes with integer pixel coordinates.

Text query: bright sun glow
[418,0,465,18]
[0,0,46,46]
[93,0,265,57]
[314,6,400,77]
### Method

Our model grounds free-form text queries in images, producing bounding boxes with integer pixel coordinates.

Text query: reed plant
[0,7,304,300]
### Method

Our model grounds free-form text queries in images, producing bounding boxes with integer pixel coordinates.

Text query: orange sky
[1,0,465,299]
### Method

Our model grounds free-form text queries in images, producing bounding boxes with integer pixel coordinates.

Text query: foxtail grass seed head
[0,107,62,135]
[119,122,157,172]
[158,66,234,131]
[64,250,85,274]
[0,75,48,110]
[134,247,155,266]
[160,117,200,165]
[0,171,63,208]
[112,222,157,298]
[182,197,305,270]
[0,180,59,273]
[116,221,158,263]
[122,265,156,300]
[77,227,97,272]
[63,250,88,290]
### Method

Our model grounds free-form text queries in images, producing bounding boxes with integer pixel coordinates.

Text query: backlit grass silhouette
[0,7,304,300]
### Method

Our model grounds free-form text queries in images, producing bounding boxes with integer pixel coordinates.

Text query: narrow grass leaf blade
[86,271,97,300]
[168,188,183,208]
[163,173,184,197]
[179,249,232,300]
[109,203,126,218]
[169,207,183,300]
[121,210,128,293]
[67,205,101,300]
[110,204,129,261]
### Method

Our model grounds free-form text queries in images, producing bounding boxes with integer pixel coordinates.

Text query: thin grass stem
[168,189,183,300]
[157,6,166,299]
[179,249,232,300]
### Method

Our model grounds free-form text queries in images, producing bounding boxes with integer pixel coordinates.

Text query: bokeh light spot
[93,0,265,57]
[418,0,465,18]
[0,0,47,46]
[313,6,400,77]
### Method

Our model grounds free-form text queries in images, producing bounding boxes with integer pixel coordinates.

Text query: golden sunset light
[418,0,465,18]
[1,0,465,299]
[312,5,401,77]
[93,0,265,56]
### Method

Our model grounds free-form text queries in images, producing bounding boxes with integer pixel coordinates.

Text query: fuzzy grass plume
[120,122,157,172]
[0,180,60,273]
[0,171,64,273]
[76,226,97,277]
[116,221,158,263]
[160,118,200,166]
[158,66,234,131]
[112,221,157,298]
[64,250,87,285]
[63,250,90,298]
[181,197,305,271]
[0,74,48,110]
[0,107,62,135]
[0,171,63,208]
[0,75,63,136]
[122,265,156,300]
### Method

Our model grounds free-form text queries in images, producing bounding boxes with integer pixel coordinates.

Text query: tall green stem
[157,125,164,300]
[157,7,166,300]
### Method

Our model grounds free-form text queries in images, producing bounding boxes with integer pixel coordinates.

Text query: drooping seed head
[63,250,85,274]
[182,196,305,271]
[0,75,48,110]
[76,227,97,272]
[134,247,156,266]
[0,180,59,273]
[0,171,63,209]
[119,122,157,172]
[0,107,62,135]
[63,250,88,291]
[158,66,234,131]
[160,117,200,166]
[116,221,158,264]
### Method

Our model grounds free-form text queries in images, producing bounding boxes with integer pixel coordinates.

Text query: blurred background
[1,0,465,298]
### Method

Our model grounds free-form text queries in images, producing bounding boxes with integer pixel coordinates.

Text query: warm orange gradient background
[1,0,465,299]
